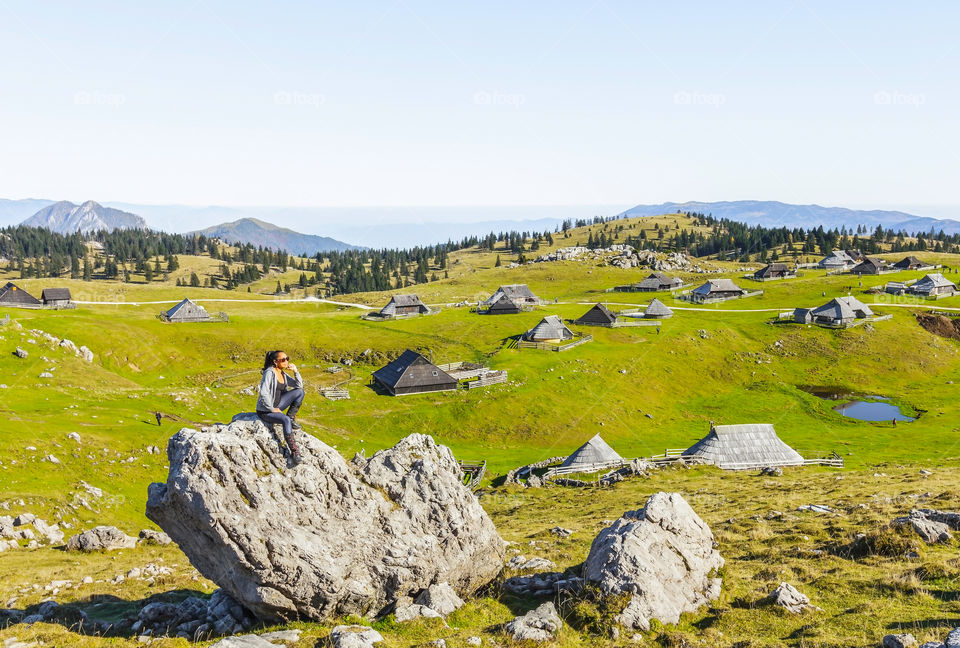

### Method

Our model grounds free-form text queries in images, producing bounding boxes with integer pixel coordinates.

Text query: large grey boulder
[583,492,723,631]
[504,602,562,642]
[145,419,505,622]
[66,526,137,551]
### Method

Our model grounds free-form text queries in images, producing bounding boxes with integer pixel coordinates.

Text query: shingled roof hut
[893,256,924,270]
[484,292,523,314]
[910,273,957,297]
[161,298,213,323]
[41,288,72,307]
[483,284,540,307]
[818,250,856,270]
[683,424,804,470]
[643,298,673,319]
[635,272,683,291]
[523,315,574,342]
[810,296,874,327]
[378,294,430,317]
[753,263,792,280]
[574,303,618,327]
[559,434,624,472]
[0,282,41,307]
[372,349,457,396]
[850,257,890,275]
[690,279,745,303]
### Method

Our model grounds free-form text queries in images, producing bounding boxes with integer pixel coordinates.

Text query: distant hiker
[892,418,897,427]
[656,326,660,335]
[256,350,304,461]
[155,411,162,426]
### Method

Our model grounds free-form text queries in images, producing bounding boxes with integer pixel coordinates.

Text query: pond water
[801,386,917,422]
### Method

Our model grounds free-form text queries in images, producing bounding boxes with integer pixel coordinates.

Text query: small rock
[42,455,61,464]
[466,638,482,647]
[505,601,562,642]
[14,513,36,526]
[329,625,384,648]
[39,372,53,379]
[550,526,573,538]
[258,629,302,643]
[138,529,172,545]
[67,432,81,443]
[14,347,28,358]
[760,466,783,477]
[767,582,817,613]
[883,634,918,648]
[414,582,464,616]
[208,636,278,647]
[66,526,138,551]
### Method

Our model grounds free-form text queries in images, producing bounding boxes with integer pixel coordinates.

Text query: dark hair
[263,350,285,371]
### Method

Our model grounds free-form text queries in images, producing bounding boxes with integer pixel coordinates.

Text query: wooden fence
[517,334,593,352]
[458,460,486,489]
[542,459,624,478]
[648,449,843,469]
[466,370,508,389]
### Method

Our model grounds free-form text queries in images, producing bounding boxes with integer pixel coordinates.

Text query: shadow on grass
[0,588,211,638]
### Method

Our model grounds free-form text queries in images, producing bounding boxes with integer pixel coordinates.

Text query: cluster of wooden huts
[886,273,958,298]
[0,283,74,309]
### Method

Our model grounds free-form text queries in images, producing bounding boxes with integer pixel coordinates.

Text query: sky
[0,1,957,213]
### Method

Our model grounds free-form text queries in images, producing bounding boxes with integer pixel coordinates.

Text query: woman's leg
[258,411,292,438]
[277,388,304,419]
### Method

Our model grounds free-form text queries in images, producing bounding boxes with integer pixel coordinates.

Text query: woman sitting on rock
[256,350,304,461]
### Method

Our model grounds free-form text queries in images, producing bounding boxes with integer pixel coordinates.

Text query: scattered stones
[583,492,724,631]
[38,372,53,379]
[66,526,138,551]
[505,601,562,642]
[767,582,817,613]
[550,526,573,538]
[146,419,505,621]
[330,625,383,648]
[760,466,783,477]
[797,504,832,514]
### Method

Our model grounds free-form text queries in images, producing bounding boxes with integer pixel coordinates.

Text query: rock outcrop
[893,510,952,544]
[66,526,138,551]
[767,582,817,613]
[146,417,505,622]
[582,492,723,631]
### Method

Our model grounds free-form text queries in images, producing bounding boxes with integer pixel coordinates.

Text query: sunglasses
[276,357,289,363]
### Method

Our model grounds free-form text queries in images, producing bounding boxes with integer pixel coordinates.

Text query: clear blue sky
[0,1,956,209]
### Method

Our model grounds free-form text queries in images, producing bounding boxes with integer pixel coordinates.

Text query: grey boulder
[504,601,562,642]
[583,492,723,631]
[67,526,137,551]
[209,636,278,648]
[138,529,172,545]
[767,582,816,613]
[884,634,918,648]
[893,511,952,544]
[145,419,505,622]
[415,582,464,617]
[330,625,383,648]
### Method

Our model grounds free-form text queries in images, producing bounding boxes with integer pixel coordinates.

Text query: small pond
[801,386,917,422]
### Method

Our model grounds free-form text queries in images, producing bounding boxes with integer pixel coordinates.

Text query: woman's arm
[289,363,304,390]
[257,369,276,412]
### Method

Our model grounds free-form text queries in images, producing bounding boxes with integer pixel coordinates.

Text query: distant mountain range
[620,201,960,235]
[22,200,147,234]
[191,218,360,255]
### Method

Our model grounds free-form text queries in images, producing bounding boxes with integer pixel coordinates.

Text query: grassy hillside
[1,214,960,647]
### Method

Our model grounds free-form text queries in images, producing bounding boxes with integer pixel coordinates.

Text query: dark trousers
[257,388,304,438]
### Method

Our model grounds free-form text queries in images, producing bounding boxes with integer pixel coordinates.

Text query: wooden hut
[850,257,890,275]
[372,349,457,396]
[909,273,958,297]
[41,288,72,307]
[690,279,745,303]
[683,423,804,470]
[574,303,618,327]
[793,308,812,324]
[523,315,574,343]
[818,250,856,270]
[483,284,540,308]
[634,272,683,292]
[161,298,213,323]
[643,298,673,319]
[810,296,873,327]
[893,256,924,270]
[559,434,624,472]
[378,294,430,317]
[0,282,41,307]
[753,263,793,280]
[484,292,523,314]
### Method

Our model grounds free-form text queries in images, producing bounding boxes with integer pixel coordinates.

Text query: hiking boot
[290,419,303,431]
[285,432,301,461]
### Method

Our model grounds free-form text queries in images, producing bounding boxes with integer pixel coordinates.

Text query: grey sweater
[256,366,303,413]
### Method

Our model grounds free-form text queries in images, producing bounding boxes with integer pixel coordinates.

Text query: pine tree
[82,256,92,281]
[495,255,502,267]
[190,272,200,287]
[275,280,282,294]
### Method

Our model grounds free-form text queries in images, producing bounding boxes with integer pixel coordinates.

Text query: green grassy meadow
[2,216,960,646]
